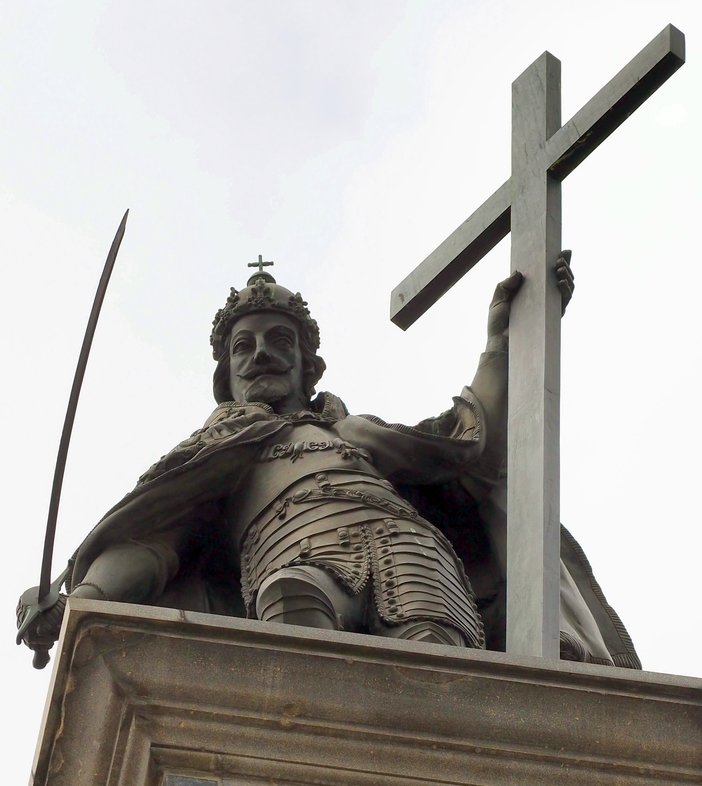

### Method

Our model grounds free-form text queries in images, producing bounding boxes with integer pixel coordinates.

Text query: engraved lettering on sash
[291,442,305,462]
[257,438,370,463]
[259,439,334,462]
[271,443,289,459]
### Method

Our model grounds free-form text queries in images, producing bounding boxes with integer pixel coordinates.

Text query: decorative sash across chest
[258,437,370,464]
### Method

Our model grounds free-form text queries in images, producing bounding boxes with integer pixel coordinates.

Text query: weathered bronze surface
[18,259,639,670]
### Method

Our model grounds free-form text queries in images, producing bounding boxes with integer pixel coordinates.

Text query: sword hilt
[16,565,70,669]
[33,649,51,669]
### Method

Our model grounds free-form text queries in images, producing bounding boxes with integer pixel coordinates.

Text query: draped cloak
[68,388,641,669]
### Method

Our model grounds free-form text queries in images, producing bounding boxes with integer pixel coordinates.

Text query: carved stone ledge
[31,598,701,785]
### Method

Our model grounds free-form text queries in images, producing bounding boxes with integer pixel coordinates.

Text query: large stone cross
[390,25,685,659]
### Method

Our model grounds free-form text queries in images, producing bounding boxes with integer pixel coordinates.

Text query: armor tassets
[229,423,485,648]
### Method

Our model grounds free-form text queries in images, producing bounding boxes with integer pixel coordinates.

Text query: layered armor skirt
[237,469,485,648]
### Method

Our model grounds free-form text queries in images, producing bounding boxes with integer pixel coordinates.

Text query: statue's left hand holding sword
[16,210,129,669]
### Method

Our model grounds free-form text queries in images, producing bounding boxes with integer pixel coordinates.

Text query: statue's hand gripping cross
[390,25,684,659]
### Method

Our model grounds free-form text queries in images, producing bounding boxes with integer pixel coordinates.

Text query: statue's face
[228,312,306,412]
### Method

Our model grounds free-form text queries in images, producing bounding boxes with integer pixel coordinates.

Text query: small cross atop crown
[248,254,274,274]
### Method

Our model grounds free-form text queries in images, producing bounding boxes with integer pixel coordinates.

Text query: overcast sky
[1,1,700,779]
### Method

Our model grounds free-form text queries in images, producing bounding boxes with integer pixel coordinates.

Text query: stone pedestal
[31,599,701,785]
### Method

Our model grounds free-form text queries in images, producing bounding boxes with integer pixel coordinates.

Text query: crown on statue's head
[209,270,320,359]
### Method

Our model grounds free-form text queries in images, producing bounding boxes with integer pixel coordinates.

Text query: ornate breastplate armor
[230,422,484,648]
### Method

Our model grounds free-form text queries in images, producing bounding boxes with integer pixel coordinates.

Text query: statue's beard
[244,375,293,403]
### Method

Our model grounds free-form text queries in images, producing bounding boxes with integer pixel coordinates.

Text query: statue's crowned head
[210,270,326,406]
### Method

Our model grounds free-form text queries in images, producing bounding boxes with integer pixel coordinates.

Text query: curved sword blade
[38,210,129,602]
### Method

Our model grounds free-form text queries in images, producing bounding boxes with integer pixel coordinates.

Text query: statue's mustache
[238,364,292,380]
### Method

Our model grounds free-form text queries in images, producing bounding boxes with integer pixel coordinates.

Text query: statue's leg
[256,565,361,631]
[71,539,179,604]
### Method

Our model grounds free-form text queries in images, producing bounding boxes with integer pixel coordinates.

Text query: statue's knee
[73,540,178,604]
[255,567,346,630]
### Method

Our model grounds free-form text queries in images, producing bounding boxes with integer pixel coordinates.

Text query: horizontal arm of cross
[548,25,684,179]
[390,180,511,330]
[390,24,685,330]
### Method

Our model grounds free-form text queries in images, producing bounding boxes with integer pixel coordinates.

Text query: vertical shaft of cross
[507,53,562,659]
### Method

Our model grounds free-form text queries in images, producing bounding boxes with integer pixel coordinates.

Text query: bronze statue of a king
[18,262,641,668]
